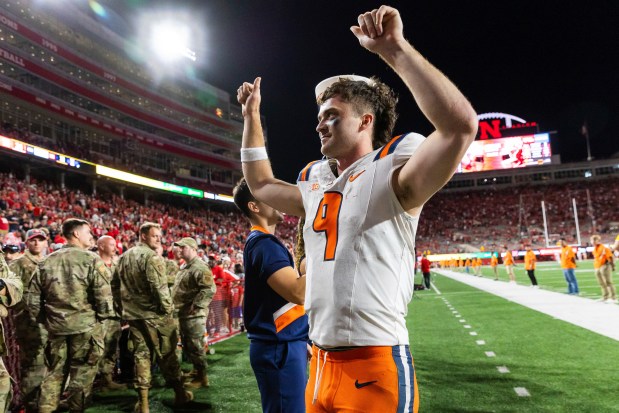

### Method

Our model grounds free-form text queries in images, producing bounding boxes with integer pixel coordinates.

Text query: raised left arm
[352,5,478,212]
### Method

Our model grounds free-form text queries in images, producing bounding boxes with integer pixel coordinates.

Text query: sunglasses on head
[1,244,21,254]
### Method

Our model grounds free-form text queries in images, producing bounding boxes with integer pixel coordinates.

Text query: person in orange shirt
[523,245,538,287]
[473,257,482,277]
[559,239,579,295]
[503,246,516,283]
[591,235,617,303]
[464,258,472,274]
[490,252,499,280]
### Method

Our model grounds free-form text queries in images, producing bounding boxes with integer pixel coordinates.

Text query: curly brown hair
[317,77,398,149]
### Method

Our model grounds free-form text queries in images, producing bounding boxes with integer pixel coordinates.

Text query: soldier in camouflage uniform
[95,235,127,391]
[172,237,216,389]
[156,245,179,288]
[9,229,48,412]
[0,250,23,412]
[112,223,192,412]
[27,219,115,413]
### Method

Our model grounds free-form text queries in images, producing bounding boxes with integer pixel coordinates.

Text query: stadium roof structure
[0,0,250,198]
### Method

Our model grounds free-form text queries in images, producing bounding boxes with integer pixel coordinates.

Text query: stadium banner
[95,164,233,202]
[0,133,91,171]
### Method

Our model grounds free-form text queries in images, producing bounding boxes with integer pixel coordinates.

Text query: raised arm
[352,6,478,212]
[237,78,305,217]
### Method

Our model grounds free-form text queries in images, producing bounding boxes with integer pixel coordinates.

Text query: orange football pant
[306,344,418,413]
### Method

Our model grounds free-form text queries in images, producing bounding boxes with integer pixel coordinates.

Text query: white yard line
[514,387,531,397]
[437,269,619,341]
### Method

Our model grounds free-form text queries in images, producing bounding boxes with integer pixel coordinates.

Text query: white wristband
[240,147,269,162]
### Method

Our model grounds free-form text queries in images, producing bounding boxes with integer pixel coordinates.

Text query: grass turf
[85,262,618,412]
[411,272,619,412]
[88,334,260,412]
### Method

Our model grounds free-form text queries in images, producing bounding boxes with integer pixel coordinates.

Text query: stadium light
[149,20,196,63]
[134,7,204,72]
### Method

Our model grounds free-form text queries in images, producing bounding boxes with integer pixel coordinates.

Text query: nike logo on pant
[354,379,378,389]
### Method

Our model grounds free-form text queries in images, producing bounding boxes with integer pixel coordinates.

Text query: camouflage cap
[26,228,48,241]
[174,237,198,249]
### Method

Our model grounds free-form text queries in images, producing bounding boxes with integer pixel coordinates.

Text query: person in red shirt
[420,255,432,289]
[208,255,237,335]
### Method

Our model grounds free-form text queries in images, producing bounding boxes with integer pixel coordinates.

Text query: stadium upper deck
[0,0,244,193]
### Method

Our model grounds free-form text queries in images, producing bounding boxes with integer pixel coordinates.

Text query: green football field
[86,259,619,412]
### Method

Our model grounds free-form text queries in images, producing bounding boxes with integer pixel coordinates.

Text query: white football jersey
[297,133,425,347]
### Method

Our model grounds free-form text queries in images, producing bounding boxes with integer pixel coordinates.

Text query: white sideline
[436,270,619,342]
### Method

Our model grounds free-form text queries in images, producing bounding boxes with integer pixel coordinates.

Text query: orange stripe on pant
[306,344,418,413]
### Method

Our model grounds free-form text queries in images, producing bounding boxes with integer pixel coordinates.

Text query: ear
[359,113,374,132]
[248,201,260,214]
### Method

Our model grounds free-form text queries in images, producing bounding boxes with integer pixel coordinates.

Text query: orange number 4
[312,192,343,261]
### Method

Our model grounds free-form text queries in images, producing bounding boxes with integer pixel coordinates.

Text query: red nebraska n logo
[479,120,502,140]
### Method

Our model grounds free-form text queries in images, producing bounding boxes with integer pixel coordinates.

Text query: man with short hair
[237,5,477,411]
[112,222,192,412]
[28,219,114,413]
[9,228,49,412]
[233,178,308,413]
[96,235,126,391]
[591,235,616,304]
[559,239,579,295]
[171,237,215,389]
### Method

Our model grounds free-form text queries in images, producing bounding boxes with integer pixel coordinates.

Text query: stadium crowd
[0,172,297,257]
[416,177,619,254]
[2,168,616,262]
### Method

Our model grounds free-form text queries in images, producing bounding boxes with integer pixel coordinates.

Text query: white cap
[315,75,374,99]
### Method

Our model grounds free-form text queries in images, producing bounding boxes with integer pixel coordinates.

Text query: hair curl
[317,77,398,149]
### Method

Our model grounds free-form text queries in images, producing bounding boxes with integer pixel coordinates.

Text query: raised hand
[350,5,405,55]
[237,77,262,117]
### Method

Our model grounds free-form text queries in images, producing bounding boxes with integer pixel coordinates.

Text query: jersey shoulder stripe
[374,134,406,161]
[297,160,323,182]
